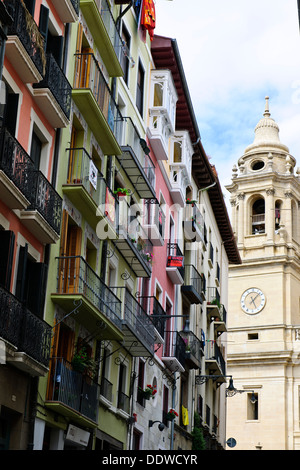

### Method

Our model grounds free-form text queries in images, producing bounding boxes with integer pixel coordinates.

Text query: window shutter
[39,5,49,51]
[3,93,19,137]
[26,262,48,318]
[23,0,36,16]
[48,36,64,68]
[15,244,28,302]
[0,230,15,290]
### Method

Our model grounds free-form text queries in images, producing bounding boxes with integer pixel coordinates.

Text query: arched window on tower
[275,201,281,232]
[252,198,265,234]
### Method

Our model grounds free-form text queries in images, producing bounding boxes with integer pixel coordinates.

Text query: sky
[154,0,300,214]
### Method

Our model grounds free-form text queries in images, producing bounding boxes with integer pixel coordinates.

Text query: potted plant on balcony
[167,408,178,421]
[71,346,96,376]
[139,384,157,400]
[114,187,131,197]
[186,198,197,207]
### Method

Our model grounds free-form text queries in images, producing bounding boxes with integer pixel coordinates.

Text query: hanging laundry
[141,0,156,41]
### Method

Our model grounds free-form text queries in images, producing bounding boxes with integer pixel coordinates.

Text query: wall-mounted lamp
[149,420,165,431]
[226,377,257,403]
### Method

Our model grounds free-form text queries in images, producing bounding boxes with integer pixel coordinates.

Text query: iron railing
[73,51,122,139]
[47,357,99,423]
[29,170,62,234]
[0,127,35,202]
[206,287,220,306]
[65,147,119,228]
[0,286,51,367]
[183,264,203,293]
[5,0,46,76]
[34,53,72,119]
[56,256,122,330]
[167,243,184,280]
[123,288,155,353]
[205,341,226,376]
[100,0,128,69]
[163,331,186,370]
[144,199,165,240]
[0,128,62,234]
[120,116,155,190]
[138,295,167,339]
[100,376,113,402]
[180,330,204,366]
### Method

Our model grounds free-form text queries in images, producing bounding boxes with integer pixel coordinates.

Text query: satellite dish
[226,437,237,448]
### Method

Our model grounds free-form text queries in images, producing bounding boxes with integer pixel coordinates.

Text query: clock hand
[250,296,257,308]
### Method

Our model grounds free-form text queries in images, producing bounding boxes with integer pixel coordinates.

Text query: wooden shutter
[15,244,28,302]
[3,93,19,137]
[26,262,48,318]
[39,5,49,51]
[74,23,83,88]
[0,230,15,291]
[23,0,36,16]
[67,127,78,184]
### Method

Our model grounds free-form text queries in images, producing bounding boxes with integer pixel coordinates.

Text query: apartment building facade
[0,0,240,450]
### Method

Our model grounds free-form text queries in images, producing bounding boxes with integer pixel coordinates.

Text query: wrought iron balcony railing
[117,116,156,198]
[162,330,186,372]
[179,330,204,369]
[33,53,72,119]
[0,286,51,367]
[100,0,128,69]
[29,170,62,234]
[205,341,226,376]
[4,0,46,77]
[73,51,121,138]
[56,255,122,331]
[47,357,99,423]
[0,128,62,234]
[138,295,167,340]
[0,127,35,202]
[64,147,119,230]
[167,243,184,280]
[100,376,113,402]
[182,264,203,304]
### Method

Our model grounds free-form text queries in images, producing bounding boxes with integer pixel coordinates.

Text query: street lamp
[149,420,165,431]
[195,374,257,402]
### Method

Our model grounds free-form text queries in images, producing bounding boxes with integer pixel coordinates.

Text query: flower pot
[167,413,176,421]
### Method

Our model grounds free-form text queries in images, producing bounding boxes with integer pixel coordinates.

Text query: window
[162,385,169,425]
[247,392,258,420]
[0,229,15,291]
[136,60,144,116]
[136,359,145,406]
[100,347,112,402]
[252,198,265,234]
[30,130,42,170]
[15,244,47,318]
[121,23,131,85]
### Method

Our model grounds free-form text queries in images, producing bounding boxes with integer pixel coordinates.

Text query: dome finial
[264,96,270,117]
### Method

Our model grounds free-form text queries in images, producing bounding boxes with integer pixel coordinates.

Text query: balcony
[52,256,123,342]
[114,287,156,357]
[62,147,119,235]
[205,341,226,382]
[0,127,32,210]
[143,199,165,246]
[162,331,186,372]
[114,199,153,278]
[73,52,122,155]
[169,166,190,207]
[0,286,51,376]
[80,0,125,77]
[148,70,178,160]
[50,0,79,23]
[181,265,203,304]
[33,53,72,128]
[139,296,167,344]
[4,0,45,83]
[117,117,156,199]
[0,128,62,243]
[166,243,184,284]
[19,169,62,244]
[183,202,205,243]
[46,357,98,427]
[179,329,204,370]
[206,287,221,321]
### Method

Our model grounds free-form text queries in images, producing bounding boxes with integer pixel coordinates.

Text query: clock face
[241,288,266,314]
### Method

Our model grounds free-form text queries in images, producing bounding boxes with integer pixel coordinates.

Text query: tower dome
[244,96,289,155]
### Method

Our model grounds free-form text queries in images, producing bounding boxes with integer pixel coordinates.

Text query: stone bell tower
[225,97,300,450]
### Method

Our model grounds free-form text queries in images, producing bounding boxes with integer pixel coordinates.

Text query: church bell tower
[225,97,300,450]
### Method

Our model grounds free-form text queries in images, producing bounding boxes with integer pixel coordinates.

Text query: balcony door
[58,210,82,294]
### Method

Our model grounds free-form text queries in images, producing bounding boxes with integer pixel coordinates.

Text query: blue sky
[154,0,300,212]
